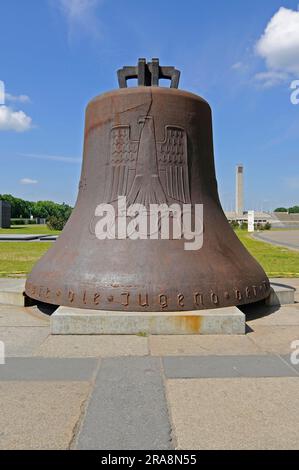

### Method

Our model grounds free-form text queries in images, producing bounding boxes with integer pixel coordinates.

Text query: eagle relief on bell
[25,58,270,312]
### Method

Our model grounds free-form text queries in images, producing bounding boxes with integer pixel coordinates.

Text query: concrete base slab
[265,283,295,306]
[0,279,26,306]
[51,306,245,335]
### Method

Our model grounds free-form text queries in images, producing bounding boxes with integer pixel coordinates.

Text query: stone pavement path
[254,230,299,251]
[0,278,298,450]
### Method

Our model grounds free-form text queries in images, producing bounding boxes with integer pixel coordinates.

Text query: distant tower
[235,164,244,215]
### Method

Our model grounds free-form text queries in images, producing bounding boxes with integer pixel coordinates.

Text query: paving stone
[36,335,149,357]
[0,326,49,357]
[167,377,299,449]
[0,304,49,327]
[247,305,299,327]
[0,357,98,381]
[149,334,263,356]
[163,355,296,378]
[248,326,299,354]
[77,357,172,450]
[0,381,89,449]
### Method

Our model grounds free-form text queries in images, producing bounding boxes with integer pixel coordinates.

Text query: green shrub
[229,220,239,230]
[11,218,37,225]
[11,219,26,225]
[47,216,67,231]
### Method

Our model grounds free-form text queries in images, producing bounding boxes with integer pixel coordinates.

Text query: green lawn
[0,242,52,277]
[0,224,61,235]
[0,226,298,278]
[236,230,299,277]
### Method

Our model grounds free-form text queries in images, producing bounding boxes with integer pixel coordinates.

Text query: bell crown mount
[117,58,180,89]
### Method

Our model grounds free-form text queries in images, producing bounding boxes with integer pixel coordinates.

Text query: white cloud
[20,178,38,185]
[255,7,299,86]
[19,152,81,163]
[5,93,31,103]
[254,70,289,88]
[54,0,102,40]
[232,62,243,70]
[0,105,32,132]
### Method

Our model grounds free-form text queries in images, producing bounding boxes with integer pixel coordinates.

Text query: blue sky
[0,0,299,210]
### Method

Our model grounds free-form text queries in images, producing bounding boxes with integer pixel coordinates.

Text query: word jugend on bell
[25,58,270,312]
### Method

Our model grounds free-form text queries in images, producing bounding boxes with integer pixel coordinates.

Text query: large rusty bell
[25,59,270,312]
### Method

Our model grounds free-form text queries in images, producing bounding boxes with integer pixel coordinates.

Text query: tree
[0,194,32,218]
[0,194,73,223]
[274,207,288,213]
[289,206,299,214]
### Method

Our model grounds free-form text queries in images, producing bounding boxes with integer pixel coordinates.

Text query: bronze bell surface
[25,58,270,312]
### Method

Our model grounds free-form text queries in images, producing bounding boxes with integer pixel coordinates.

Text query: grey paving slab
[0,357,98,381]
[77,357,172,450]
[280,354,299,374]
[163,355,298,378]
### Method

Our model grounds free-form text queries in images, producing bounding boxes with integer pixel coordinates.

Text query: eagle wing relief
[157,126,191,204]
[104,120,190,206]
[104,125,139,203]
